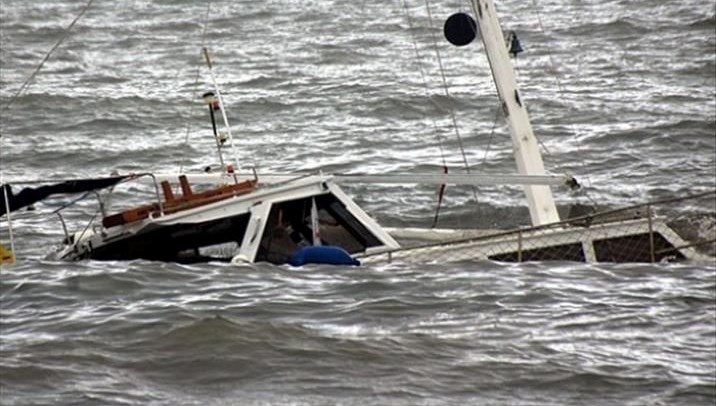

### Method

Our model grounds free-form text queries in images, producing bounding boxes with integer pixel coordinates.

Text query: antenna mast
[202,47,241,173]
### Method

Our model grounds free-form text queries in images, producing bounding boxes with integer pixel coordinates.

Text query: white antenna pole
[202,47,241,172]
[2,184,16,265]
[469,0,560,226]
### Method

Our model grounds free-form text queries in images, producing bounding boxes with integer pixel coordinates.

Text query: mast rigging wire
[400,0,448,169]
[528,0,597,205]
[0,0,95,116]
[527,1,589,165]
[422,0,474,177]
[402,0,477,227]
[0,0,94,264]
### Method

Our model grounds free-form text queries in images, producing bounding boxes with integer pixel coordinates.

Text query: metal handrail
[100,172,165,218]
[362,189,716,258]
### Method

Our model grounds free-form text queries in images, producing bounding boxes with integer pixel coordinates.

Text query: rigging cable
[400,0,449,169]
[421,0,481,216]
[0,0,95,115]
[400,0,454,227]
[422,0,474,178]
[1,0,95,264]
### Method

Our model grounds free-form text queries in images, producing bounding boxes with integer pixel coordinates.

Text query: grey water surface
[1,0,715,405]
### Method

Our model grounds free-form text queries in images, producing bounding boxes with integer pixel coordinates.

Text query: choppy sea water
[1,261,714,405]
[1,0,715,405]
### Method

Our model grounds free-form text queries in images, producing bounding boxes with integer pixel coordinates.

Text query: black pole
[208,103,218,138]
[206,101,225,171]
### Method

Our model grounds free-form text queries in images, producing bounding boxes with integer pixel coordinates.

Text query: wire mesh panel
[488,242,586,262]
[362,191,716,265]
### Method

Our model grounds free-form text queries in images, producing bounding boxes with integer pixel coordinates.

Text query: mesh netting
[362,191,716,265]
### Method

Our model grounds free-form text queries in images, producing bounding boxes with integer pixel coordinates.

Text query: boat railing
[55,173,163,248]
[99,172,259,229]
[363,190,716,264]
[90,172,165,214]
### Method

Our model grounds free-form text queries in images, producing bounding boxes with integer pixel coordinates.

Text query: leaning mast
[469,0,560,226]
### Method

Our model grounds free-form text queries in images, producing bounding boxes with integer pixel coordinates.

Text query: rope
[0,0,95,115]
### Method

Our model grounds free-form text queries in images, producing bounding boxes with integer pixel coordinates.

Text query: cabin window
[488,242,586,262]
[168,213,251,262]
[92,212,251,263]
[593,233,685,262]
[255,193,382,264]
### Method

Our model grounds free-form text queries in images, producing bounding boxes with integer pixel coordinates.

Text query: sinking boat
[48,169,714,265]
[53,172,400,264]
[3,0,715,266]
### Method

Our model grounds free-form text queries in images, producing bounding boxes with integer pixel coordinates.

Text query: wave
[569,17,646,37]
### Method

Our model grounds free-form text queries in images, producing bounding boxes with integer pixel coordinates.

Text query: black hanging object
[508,31,524,56]
[444,12,477,47]
[0,176,128,217]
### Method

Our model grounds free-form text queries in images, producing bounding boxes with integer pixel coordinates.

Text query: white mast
[469,0,560,226]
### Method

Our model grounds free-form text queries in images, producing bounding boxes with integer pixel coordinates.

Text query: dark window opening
[593,233,685,263]
[255,193,382,264]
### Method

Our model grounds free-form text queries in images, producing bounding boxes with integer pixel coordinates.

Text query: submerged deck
[362,191,716,265]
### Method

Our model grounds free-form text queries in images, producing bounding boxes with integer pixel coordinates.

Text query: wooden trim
[102,178,257,228]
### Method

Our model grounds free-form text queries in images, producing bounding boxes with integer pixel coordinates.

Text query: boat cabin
[58,174,400,264]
